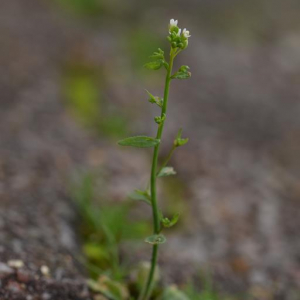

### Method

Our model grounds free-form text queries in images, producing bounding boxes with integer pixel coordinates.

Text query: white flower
[176,28,182,36]
[182,28,191,38]
[169,19,178,33]
[170,19,178,27]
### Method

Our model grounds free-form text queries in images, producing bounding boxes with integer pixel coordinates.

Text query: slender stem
[144,145,176,192]
[140,49,175,300]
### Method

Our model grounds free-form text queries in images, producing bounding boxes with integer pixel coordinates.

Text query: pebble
[7,280,22,293]
[42,292,51,300]
[8,259,24,269]
[17,270,31,283]
[40,265,50,276]
[0,262,13,278]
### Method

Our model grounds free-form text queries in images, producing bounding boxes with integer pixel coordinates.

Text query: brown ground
[0,0,96,297]
[0,263,90,300]
[1,0,300,299]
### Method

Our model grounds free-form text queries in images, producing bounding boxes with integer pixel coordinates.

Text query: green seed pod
[182,40,188,49]
[173,27,179,34]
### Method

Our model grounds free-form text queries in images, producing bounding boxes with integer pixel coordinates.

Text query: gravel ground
[1,0,300,299]
[0,0,96,297]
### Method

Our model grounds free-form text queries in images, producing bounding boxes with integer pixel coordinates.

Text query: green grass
[72,173,236,300]
[184,281,219,300]
[72,172,151,280]
[62,64,129,139]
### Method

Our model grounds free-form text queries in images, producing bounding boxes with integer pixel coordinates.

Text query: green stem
[140,49,175,300]
[145,145,176,192]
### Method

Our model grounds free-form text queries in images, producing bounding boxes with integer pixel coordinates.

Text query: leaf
[83,243,110,261]
[171,65,191,80]
[149,48,164,60]
[174,129,189,147]
[158,166,176,177]
[161,213,179,228]
[176,128,183,139]
[163,61,169,70]
[144,60,164,70]
[129,190,151,206]
[87,279,102,293]
[145,234,166,245]
[118,136,160,148]
[145,49,168,70]
[145,90,163,107]
[176,138,189,147]
[160,286,190,300]
[172,72,191,80]
[87,276,129,300]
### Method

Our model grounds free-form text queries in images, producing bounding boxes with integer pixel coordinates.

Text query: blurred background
[1,0,300,299]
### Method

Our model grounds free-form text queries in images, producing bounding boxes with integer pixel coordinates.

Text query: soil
[0,0,96,297]
[0,263,90,300]
[1,0,300,299]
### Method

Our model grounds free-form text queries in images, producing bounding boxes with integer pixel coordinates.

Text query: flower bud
[168,19,178,32]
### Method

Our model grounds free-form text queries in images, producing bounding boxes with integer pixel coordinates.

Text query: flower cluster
[167,19,191,50]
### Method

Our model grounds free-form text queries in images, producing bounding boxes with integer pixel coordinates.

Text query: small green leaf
[87,279,102,293]
[174,129,189,147]
[145,90,163,107]
[176,138,189,146]
[171,65,191,80]
[149,48,164,60]
[173,73,190,79]
[163,61,169,70]
[161,213,179,228]
[176,128,183,139]
[144,60,164,70]
[83,243,110,261]
[145,234,166,245]
[130,190,151,205]
[158,166,176,177]
[118,136,160,148]
[146,48,168,70]
[87,276,129,300]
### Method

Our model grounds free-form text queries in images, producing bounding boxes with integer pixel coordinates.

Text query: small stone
[8,260,24,269]
[17,270,31,283]
[0,262,13,278]
[7,280,22,293]
[42,292,51,300]
[40,265,50,276]
[79,286,90,298]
